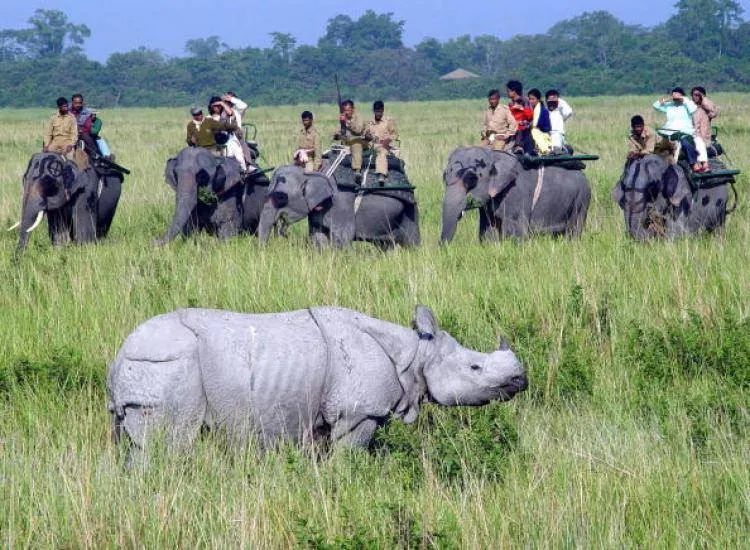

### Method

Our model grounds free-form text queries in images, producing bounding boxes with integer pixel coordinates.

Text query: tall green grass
[0,96,748,547]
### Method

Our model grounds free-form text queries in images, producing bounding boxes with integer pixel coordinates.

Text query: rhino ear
[412,306,438,340]
[498,336,510,351]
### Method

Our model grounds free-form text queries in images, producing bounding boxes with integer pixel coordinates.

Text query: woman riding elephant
[257,164,420,249]
[157,147,269,244]
[440,147,591,242]
[14,151,123,253]
[612,154,730,239]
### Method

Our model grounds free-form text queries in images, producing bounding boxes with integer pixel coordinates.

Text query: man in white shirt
[222,92,251,171]
[545,89,573,153]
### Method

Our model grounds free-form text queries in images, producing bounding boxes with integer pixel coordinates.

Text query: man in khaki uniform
[334,99,366,182]
[627,115,656,160]
[366,100,398,184]
[294,111,322,172]
[43,97,77,155]
[186,105,204,146]
[481,89,517,151]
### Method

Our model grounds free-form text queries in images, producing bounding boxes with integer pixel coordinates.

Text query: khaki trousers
[345,138,364,171]
[374,144,390,175]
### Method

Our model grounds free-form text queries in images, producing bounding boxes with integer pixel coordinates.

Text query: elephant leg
[71,188,98,244]
[212,192,242,240]
[478,206,499,242]
[47,208,72,246]
[393,204,420,247]
[308,210,331,249]
[96,176,122,239]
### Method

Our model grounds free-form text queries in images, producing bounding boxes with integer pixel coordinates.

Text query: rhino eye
[470,364,481,371]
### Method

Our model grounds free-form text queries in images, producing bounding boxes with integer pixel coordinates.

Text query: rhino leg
[330,417,380,448]
[107,313,206,466]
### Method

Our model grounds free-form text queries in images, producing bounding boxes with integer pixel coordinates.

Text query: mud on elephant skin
[258,164,420,248]
[158,147,268,244]
[612,154,729,240]
[440,147,591,242]
[15,152,123,253]
[107,305,527,462]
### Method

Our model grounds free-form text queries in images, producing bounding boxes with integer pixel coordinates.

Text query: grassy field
[0,96,748,548]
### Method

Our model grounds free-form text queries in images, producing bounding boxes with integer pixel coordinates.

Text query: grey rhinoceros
[107,306,527,461]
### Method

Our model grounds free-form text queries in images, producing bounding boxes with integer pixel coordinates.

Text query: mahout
[107,305,527,463]
[440,147,591,242]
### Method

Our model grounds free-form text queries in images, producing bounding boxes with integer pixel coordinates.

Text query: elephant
[157,147,270,244]
[107,305,527,462]
[612,154,731,239]
[257,164,420,248]
[15,151,123,253]
[440,147,591,242]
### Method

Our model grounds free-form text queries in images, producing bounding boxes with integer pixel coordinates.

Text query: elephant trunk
[159,172,197,243]
[625,204,651,240]
[257,201,279,243]
[440,182,469,243]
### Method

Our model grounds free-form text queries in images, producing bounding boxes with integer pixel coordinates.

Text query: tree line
[0,1,747,108]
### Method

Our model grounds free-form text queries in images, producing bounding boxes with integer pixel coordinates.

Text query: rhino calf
[107,306,527,460]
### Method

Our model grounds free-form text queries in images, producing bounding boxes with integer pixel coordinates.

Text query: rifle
[95,155,131,175]
[335,74,347,141]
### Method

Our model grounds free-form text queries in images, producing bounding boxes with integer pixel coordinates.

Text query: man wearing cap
[195,96,240,157]
[294,111,322,172]
[333,99,367,183]
[43,97,77,155]
[366,100,399,184]
[186,105,204,146]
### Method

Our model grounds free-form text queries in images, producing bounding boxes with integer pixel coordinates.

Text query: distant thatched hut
[439,68,480,81]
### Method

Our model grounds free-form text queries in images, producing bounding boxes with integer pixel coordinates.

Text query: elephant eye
[470,364,481,371]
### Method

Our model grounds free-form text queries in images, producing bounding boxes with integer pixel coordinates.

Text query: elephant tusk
[26,211,44,233]
[7,221,20,231]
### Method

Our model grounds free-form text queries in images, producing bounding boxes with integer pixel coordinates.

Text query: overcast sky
[5,0,749,61]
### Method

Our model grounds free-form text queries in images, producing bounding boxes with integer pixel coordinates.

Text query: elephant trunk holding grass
[258,165,420,248]
[158,147,269,244]
[612,154,730,239]
[15,151,123,253]
[440,147,591,242]
[107,305,527,462]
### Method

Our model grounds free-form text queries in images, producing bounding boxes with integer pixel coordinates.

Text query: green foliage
[0,98,747,547]
[0,346,98,396]
[374,404,520,485]
[1,5,749,106]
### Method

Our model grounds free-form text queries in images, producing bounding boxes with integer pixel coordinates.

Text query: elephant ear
[611,182,625,209]
[662,165,692,207]
[164,158,178,190]
[643,155,668,185]
[212,158,242,195]
[303,174,334,211]
[62,162,77,191]
[488,154,519,198]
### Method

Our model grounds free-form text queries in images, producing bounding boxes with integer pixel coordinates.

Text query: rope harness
[531,165,545,211]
